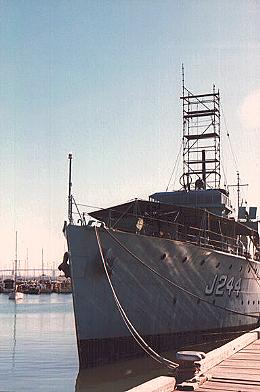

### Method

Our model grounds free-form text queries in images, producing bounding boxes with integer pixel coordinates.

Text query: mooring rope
[104,227,259,320]
[94,226,179,370]
[245,256,260,290]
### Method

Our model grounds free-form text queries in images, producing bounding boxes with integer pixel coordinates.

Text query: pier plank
[197,337,260,391]
[212,369,260,375]
[216,360,260,368]
[198,384,260,392]
[211,369,260,379]
[227,353,260,360]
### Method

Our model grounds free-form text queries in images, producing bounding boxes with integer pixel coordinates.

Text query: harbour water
[0,294,78,391]
[0,293,168,392]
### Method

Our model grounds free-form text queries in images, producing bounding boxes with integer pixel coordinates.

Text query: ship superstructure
[63,77,260,368]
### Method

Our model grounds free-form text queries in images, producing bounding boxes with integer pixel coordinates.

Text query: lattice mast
[180,66,220,191]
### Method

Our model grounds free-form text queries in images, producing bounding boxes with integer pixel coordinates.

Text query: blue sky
[0,0,260,270]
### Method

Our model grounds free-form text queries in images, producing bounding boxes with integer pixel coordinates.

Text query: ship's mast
[180,68,220,191]
[229,171,248,218]
[68,153,73,224]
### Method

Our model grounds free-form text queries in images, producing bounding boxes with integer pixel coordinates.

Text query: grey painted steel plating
[67,224,260,343]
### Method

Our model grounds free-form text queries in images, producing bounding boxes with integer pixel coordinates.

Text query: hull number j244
[205,275,242,296]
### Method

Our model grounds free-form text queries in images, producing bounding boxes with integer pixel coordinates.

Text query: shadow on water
[75,355,170,392]
[74,330,248,391]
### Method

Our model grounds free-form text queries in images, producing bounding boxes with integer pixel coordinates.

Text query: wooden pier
[197,336,260,391]
[128,327,260,392]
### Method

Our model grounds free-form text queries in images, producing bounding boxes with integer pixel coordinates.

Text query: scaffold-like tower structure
[180,66,220,191]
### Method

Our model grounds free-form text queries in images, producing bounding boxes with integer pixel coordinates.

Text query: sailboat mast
[26,248,29,278]
[41,248,44,275]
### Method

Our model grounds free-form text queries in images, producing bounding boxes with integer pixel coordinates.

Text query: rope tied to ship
[103,226,260,320]
[94,226,179,371]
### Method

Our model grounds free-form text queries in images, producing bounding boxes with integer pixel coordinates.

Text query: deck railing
[69,198,255,260]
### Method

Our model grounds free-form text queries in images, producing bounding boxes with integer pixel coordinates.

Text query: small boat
[58,278,72,294]
[39,276,53,294]
[27,284,40,295]
[9,291,23,300]
[19,283,29,294]
[3,278,14,294]
[53,278,72,294]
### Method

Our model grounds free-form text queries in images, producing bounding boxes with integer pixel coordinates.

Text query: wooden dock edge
[176,326,260,390]
[126,327,260,392]
[199,326,260,374]
[125,376,176,392]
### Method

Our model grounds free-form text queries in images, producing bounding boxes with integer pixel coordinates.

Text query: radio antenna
[228,171,248,218]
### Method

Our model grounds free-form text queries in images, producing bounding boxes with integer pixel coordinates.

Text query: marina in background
[0,273,72,295]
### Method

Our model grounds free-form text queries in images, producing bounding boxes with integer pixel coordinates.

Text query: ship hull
[66,225,260,368]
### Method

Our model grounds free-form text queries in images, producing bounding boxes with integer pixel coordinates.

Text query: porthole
[253,301,255,305]
[182,256,187,263]
[173,298,177,305]
[258,300,260,305]
[241,300,244,305]
[229,264,232,270]
[200,260,205,266]
[248,300,250,305]
[161,253,167,260]
[248,267,250,273]
[216,262,220,268]
[239,266,243,272]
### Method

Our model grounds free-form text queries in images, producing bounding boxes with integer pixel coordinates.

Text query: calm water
[0,294,78,391]
[1,293,236,391]
[0,294,170,392]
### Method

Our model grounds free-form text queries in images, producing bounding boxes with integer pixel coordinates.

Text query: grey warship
[63,78,260,368]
